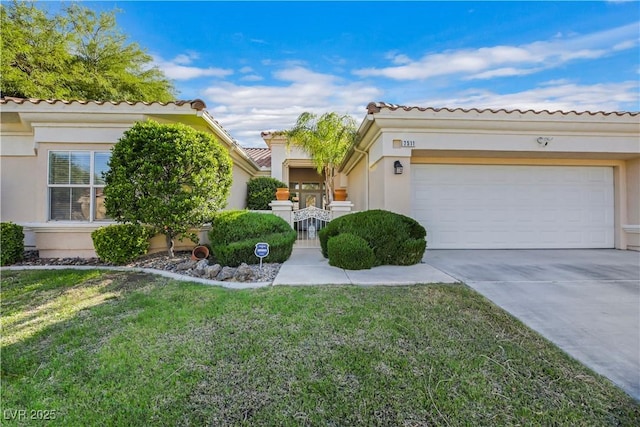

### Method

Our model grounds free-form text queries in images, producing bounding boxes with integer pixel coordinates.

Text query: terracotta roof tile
[243,147,271,168]
[0,97,206,110]
[366,101,639,117]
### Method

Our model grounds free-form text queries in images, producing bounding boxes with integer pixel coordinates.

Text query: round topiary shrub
[319,210,427,266]
[1,222,24,266]
[327,233,374,270]
[209,210,296,267]
[246,177,289,210]
[91,223,154,265]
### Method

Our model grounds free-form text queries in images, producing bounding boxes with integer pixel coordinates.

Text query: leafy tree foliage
[103,121,233,256]
[246,177,289,210]
[0,1,175,101]
[286,112,357,203]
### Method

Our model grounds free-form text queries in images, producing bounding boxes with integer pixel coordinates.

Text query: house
[340,102,640,251]
[1,98,638,258]
[0,98,267,257]
[260,131,327,211]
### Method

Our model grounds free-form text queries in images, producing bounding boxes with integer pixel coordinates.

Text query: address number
[402,140,416,147]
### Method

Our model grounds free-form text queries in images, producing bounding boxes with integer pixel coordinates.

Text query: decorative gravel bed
[12,251,282,283]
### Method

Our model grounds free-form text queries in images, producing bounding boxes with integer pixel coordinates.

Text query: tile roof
[1,96,266,170]
[0,97,206,110]
[366,101,640,117]
[243,147,271,168]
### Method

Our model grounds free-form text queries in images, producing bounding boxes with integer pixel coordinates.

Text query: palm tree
[286,112,357,205]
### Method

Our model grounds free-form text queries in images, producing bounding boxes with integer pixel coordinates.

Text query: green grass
[1,270,638,426]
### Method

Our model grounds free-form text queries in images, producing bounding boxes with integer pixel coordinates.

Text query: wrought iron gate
[292,206,331,245]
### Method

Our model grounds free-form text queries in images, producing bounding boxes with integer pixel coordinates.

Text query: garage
[412,164,615,249]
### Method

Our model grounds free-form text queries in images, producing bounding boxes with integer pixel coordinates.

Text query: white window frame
[47,150,111,222]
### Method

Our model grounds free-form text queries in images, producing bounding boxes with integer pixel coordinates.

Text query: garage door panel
[412,165,614,249]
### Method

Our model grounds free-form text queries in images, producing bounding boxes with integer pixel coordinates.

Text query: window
[48,151,111,221]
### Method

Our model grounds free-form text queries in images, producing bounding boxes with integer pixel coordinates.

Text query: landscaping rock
[234,263,255,282]
[12,251,281,283]
[217,266,236,281]
[205,264,222,279]
[193,259,210,276]
[175,260,197,271]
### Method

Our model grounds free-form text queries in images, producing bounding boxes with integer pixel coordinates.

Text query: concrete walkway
[272,246,457,286]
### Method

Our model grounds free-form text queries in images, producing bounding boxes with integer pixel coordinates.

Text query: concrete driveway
[423,249,640,400]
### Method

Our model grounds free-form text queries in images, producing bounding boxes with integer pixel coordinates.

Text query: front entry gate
[293,206,331,246]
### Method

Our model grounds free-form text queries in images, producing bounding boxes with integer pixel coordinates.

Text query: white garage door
[412,164,614,249]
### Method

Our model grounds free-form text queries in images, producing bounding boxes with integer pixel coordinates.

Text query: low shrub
[246,177,289,210]
[91,223,154,265]
[327,233,374,270]
[213,231,296,267]
[1,222,24,266]
[209,210,296,267]
[319,210,427,266]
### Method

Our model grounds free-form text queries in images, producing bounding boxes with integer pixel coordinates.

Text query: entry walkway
[272,246,457,286]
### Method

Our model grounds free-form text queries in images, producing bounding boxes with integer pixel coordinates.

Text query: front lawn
[1,270,638,426]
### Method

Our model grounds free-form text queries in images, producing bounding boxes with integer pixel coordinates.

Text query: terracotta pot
[333,188,348,201]
[191,245,210,261]
[275,187,290,201]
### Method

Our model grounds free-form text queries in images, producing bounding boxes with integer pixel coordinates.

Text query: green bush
[327,233,374,270]
[103,120,233,256]
[319,210,427,266]
[1,222,24,266]
[246,177,289,210]
[209,210,296,267]
[91,223,153,265]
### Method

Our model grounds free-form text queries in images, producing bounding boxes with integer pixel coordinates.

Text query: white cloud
[468,67,542,80]
[240,74,264,82]
[418,81,639,113]
[353,22,639,81]
[239,66,254,73]
[154,54,233,80]
[172,52,199,65]
[203,66,382,147]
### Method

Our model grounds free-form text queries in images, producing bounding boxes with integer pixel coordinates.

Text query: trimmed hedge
[246,177,289,210]
[327,233,374,270]
[209,210,296,267]
[319,210,427,266]
[1,222,24,266]
[91,223,153,265]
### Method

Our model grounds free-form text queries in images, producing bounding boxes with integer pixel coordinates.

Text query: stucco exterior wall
[367,158,386,211]
[625,158,640,250]
[227,165,251,210]
[269,143,287,182]
[345,158,366,212]
[1,156,38,223]
[382,157,411,217]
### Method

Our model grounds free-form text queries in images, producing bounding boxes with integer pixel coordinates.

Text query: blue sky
[53,1,639,147]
